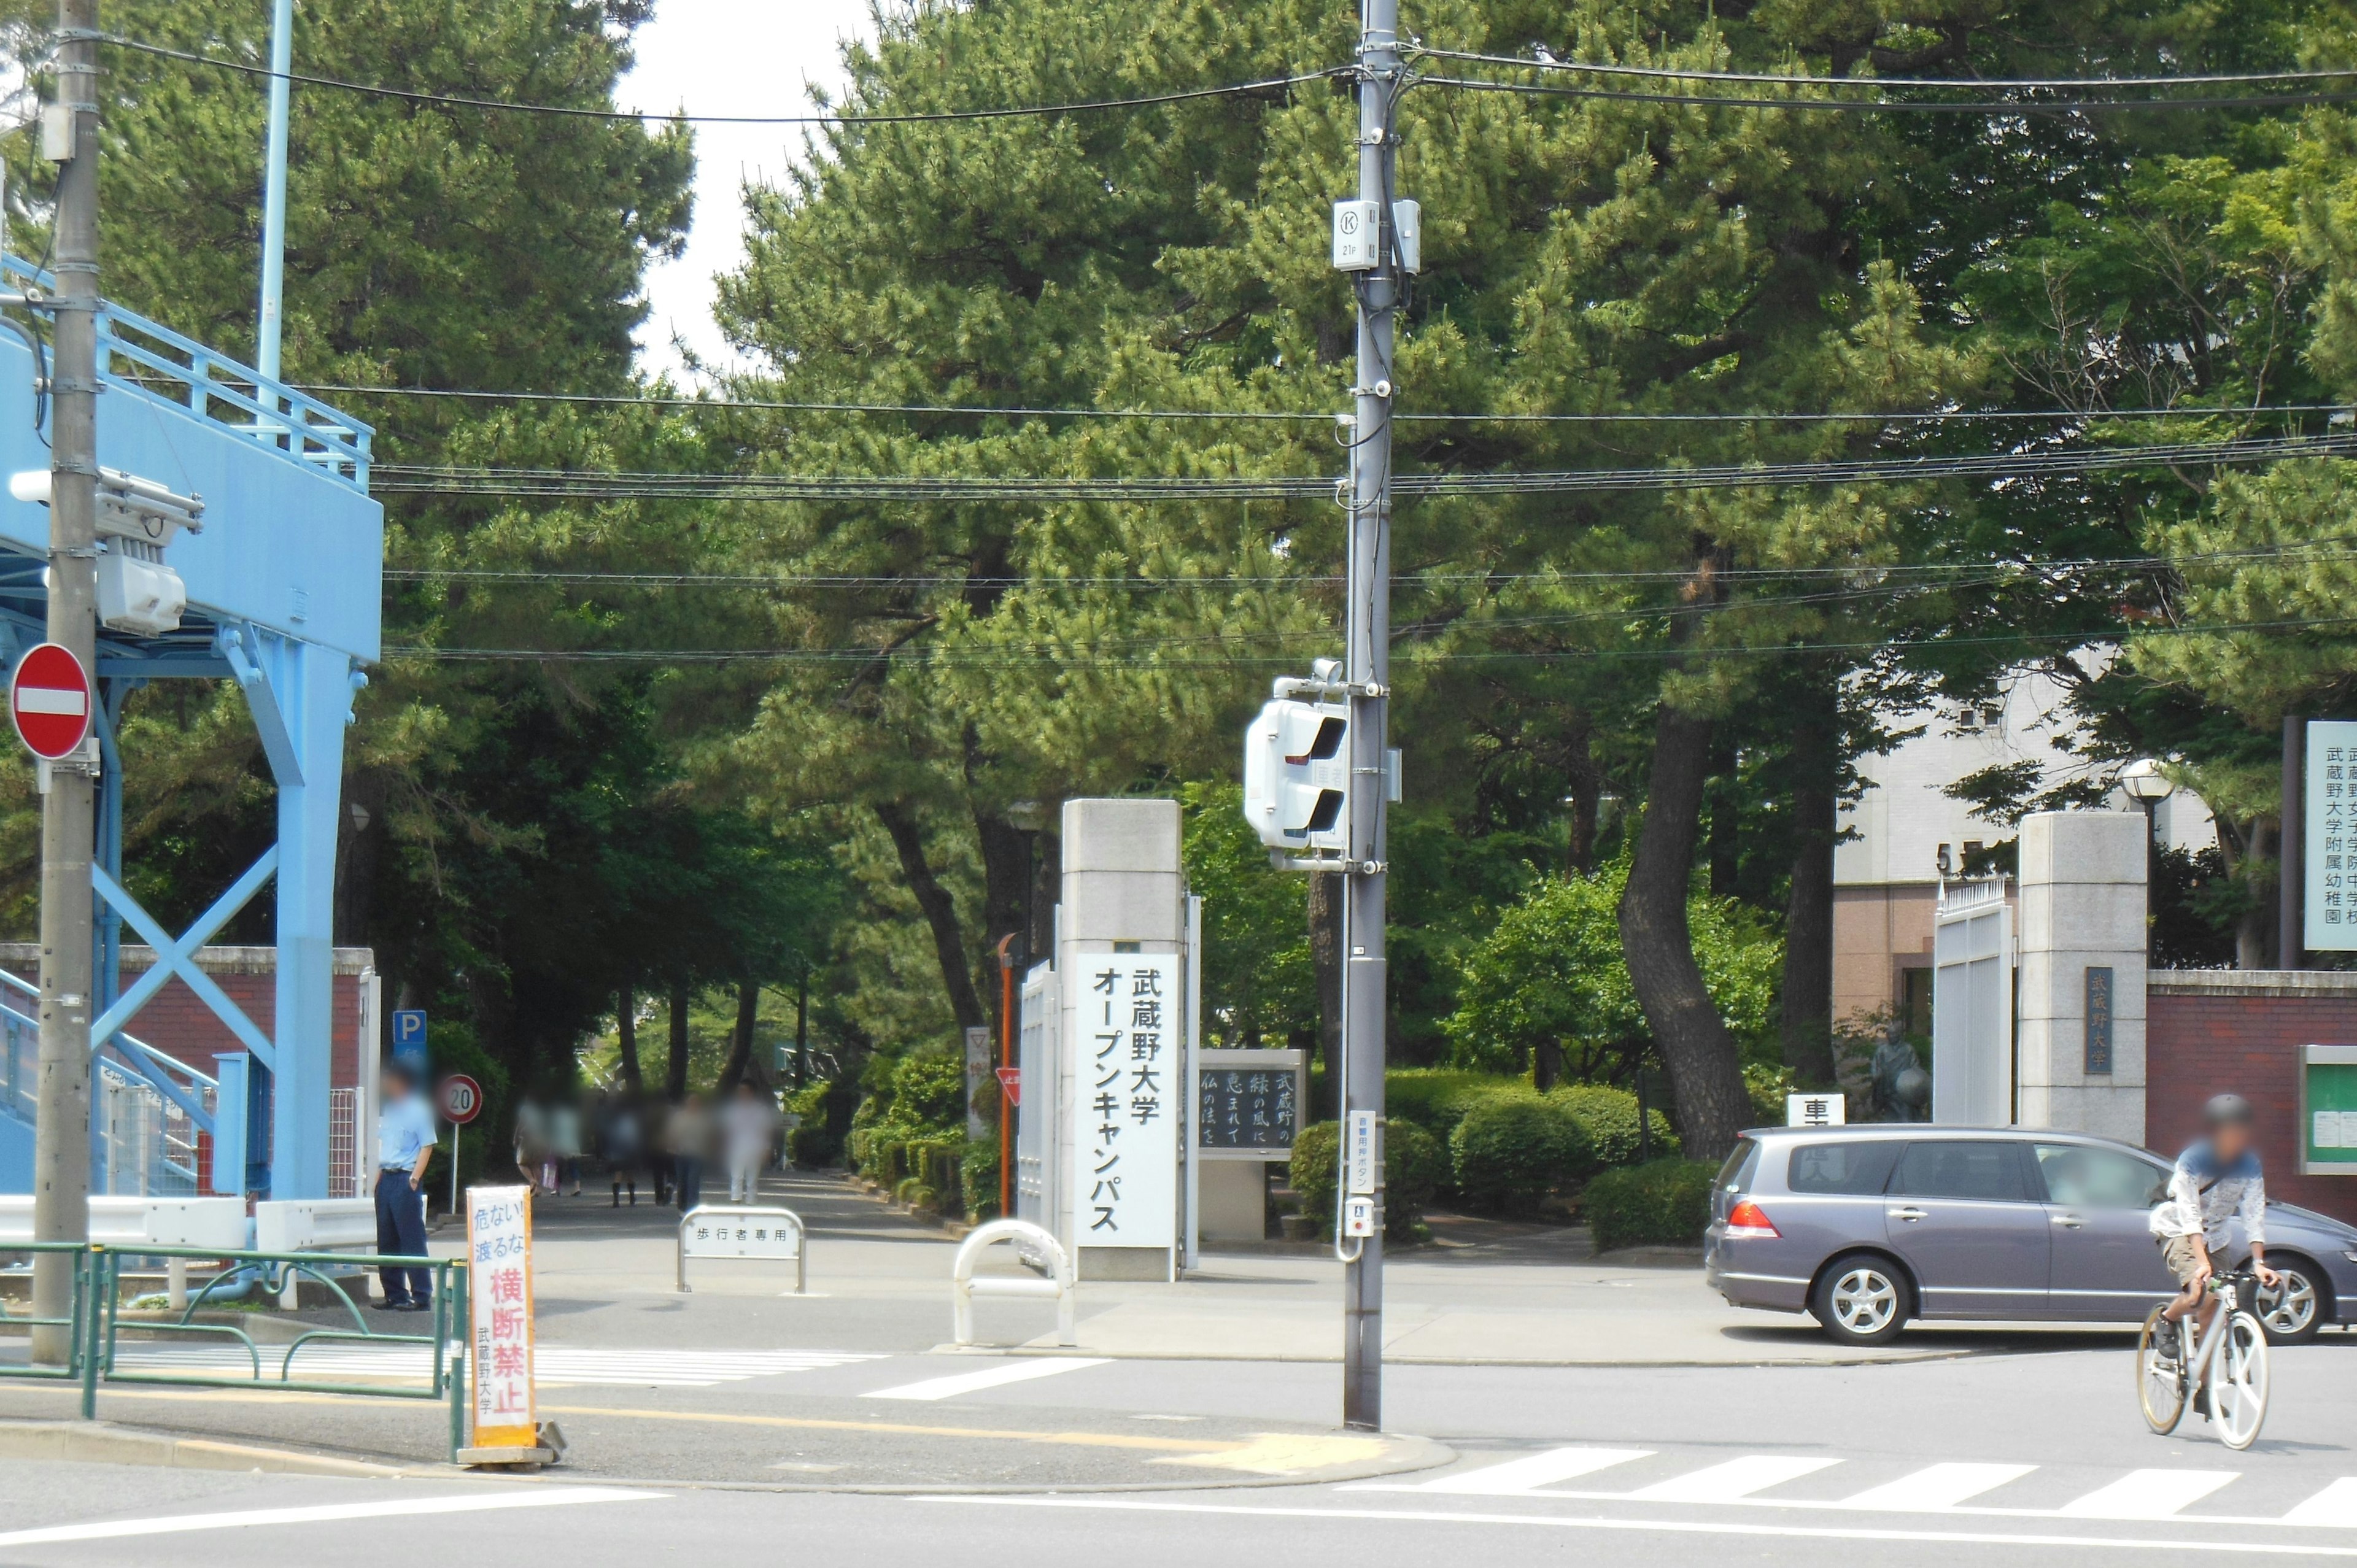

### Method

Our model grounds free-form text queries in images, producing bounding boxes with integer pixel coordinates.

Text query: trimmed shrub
[1385,1070,1512,1148]
[1290,1121,1342,1235]
[786,1078,857,1167]
[1289,1119,1445,1242]
[1584,1159,1717,1251]
[961,1139,1001,1221]
[1450,1094,1595,1213]
[1384,1120,1445,1241]
[1547,1084,1679,1167]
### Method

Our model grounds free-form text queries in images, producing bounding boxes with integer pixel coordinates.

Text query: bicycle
[2137,1269,2270,1450]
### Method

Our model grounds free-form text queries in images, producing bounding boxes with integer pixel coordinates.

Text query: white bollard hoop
[951,1218,1075,1348]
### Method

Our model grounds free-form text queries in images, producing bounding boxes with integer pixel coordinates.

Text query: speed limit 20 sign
[435,1073,483,1125]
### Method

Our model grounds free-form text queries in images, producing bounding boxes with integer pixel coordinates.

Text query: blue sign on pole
[390,1008,429,1070]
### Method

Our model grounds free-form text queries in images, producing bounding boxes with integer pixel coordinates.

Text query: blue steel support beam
[263,635,354,1199]
[219,624,301,787]
[91,857,279,1066]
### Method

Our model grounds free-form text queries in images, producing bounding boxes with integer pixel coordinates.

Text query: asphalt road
[11,1333,2357,1564]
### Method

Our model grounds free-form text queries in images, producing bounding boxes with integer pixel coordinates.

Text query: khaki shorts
[2160,1235,2210,1285]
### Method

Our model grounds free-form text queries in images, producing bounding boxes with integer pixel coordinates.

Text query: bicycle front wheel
[2137,1305,2188,1434]
[2212,1311,2270,1450]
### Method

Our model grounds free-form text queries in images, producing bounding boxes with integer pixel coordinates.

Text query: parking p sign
[390,1008,428,1070]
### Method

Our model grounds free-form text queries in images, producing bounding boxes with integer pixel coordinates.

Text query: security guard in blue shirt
[374,1061,438,1310]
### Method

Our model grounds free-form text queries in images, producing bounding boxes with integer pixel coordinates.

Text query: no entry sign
[9,643,90,760]
[436,1072,484,1125]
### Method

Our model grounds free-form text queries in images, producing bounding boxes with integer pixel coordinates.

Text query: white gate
[1932,877,2013,1124]
[1015,962,1057,1233]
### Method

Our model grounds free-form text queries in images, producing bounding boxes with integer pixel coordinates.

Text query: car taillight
[1725,1198,1779,1239]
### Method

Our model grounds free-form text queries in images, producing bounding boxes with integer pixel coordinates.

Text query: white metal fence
[329,1087,362,1197]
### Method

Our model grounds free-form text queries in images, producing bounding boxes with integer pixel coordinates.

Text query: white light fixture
[2119,757,2174,803]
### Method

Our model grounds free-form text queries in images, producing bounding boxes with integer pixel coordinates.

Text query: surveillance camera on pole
[11,465,203,636]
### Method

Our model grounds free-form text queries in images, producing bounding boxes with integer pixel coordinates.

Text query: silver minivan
[1703,1125,2357,1345]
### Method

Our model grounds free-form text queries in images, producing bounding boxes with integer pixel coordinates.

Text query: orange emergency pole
[996,933,1019,1218]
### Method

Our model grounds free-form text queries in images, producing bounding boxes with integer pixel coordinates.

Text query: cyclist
[2150,1093,2280,1359]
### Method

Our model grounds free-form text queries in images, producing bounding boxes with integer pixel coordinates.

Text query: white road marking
[1837,1462,2038,1512]
[2288,1482,2357,1528]
[926,1496,2357,1557]
[1412,1447,1654,1496]
[862,1358,1111,1402]
[1627,1454,1842,1503]
[0,1488,660,1548]
[2062,1469,2241,1519]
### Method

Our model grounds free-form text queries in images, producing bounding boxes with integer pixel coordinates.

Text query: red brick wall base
[2150,982,2357,1225]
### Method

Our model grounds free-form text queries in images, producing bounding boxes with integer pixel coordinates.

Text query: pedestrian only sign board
[466,1186,537,1452]
[9,642,90,760]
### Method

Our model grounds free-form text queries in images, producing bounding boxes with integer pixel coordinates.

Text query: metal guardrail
[0,1241,94,1383]
[83,1244,470,1460]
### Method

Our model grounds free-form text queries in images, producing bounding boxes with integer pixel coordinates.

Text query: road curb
[0,1416,419,1477]
[927,1343,1983,1369]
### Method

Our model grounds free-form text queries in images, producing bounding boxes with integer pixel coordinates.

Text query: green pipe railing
[6,1243,471,1461]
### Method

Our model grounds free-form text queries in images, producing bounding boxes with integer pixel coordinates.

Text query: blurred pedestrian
[373,1060,436,1311]
[549,1095,584,1196]
[723,1081,778,1203]
[602,1094,644,1207]
[667,1093,714,1212]
[513,1096,550,1192]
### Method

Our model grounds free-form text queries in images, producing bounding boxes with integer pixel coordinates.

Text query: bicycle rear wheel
[2137,1305,2188,1434]
[2212,1311,2270,1450]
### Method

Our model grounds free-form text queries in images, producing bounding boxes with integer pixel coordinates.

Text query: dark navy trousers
[373,1168,432,1305]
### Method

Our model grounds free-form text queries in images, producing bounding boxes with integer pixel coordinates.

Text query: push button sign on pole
[9,643,91,761]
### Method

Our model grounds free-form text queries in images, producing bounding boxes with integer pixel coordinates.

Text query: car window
[2034,1144,2169,1208]
[1891,1140,2027,1202]
[1787,1140,1900,1195]
[1716,1136,1762,1194]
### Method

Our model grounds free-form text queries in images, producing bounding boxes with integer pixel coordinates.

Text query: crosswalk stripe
[2061,1469,2240,1519]
[2283,1481,2357,1527]
[1414,1448,1655,1496]
[67,1342,884,1389]
[1839,1463,2038,1512]
[862,1358,1110,1402]
[1628,1455,1843,1504]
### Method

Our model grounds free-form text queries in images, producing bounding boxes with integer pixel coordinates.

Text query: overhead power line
[366,430,2357,504]
[1411,45,2357,90]
[86,33,1335,126]
[1417,71,2357,114]
[380,539,2357,590]
[300,382,2357,428]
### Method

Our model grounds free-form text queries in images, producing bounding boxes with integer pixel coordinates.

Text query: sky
[621,1,878,385]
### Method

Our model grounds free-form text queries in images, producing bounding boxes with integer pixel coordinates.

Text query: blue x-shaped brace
[91,849,280,1071]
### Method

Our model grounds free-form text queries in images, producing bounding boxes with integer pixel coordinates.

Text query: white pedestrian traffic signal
[1242,696,1350,855]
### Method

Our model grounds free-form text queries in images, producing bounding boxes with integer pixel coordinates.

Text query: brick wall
[0,943,376,1089]
[2150,971,2357,1225]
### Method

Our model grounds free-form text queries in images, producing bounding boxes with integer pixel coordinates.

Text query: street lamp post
[2120,759,2173,964]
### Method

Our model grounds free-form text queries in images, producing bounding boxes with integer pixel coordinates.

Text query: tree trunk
[1707,742,1740,898]
[1308,871,1344,1119]
[718,977,763,1094]
[333,767,387,946]
[973,806,1032,1028]
[615,983,643,1093]
[1781,684,1839,1086]
[665,980,692,1103]
[792,972,809,1088]
[2238,819,2273,970]
[1618,705,1753,1161]
[875,798,988,1032]
[1566,722,1601,876]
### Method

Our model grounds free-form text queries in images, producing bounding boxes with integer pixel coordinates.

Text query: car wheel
[1811,1252,1912,1346]
[2258,1257,2326,1345]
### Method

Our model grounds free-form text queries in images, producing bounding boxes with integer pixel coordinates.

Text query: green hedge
[961,1139,1001,1221]
[1290,1119,1445,1242]
[1546,1084,1678,1166]
[1450,1094,1595,1213]
[1584,1159,1717,1251]
[1384,1070,1511,1147]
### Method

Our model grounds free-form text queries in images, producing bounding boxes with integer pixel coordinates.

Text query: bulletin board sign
[2299,1045,2357,1175]
[1196,1048,1304,1161]
[465,1185,538,1453]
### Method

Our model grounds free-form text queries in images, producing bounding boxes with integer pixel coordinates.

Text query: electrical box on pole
[1241,693,1350,855]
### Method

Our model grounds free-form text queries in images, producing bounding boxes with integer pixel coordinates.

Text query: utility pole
[31,0,101,1365]
[256,0,293,379]
[1341,0,1398,1433]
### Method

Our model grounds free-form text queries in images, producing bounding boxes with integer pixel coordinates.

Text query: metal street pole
[31,0,101,1365]
[1341,0,1398,1434]
[256,0,293,380]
